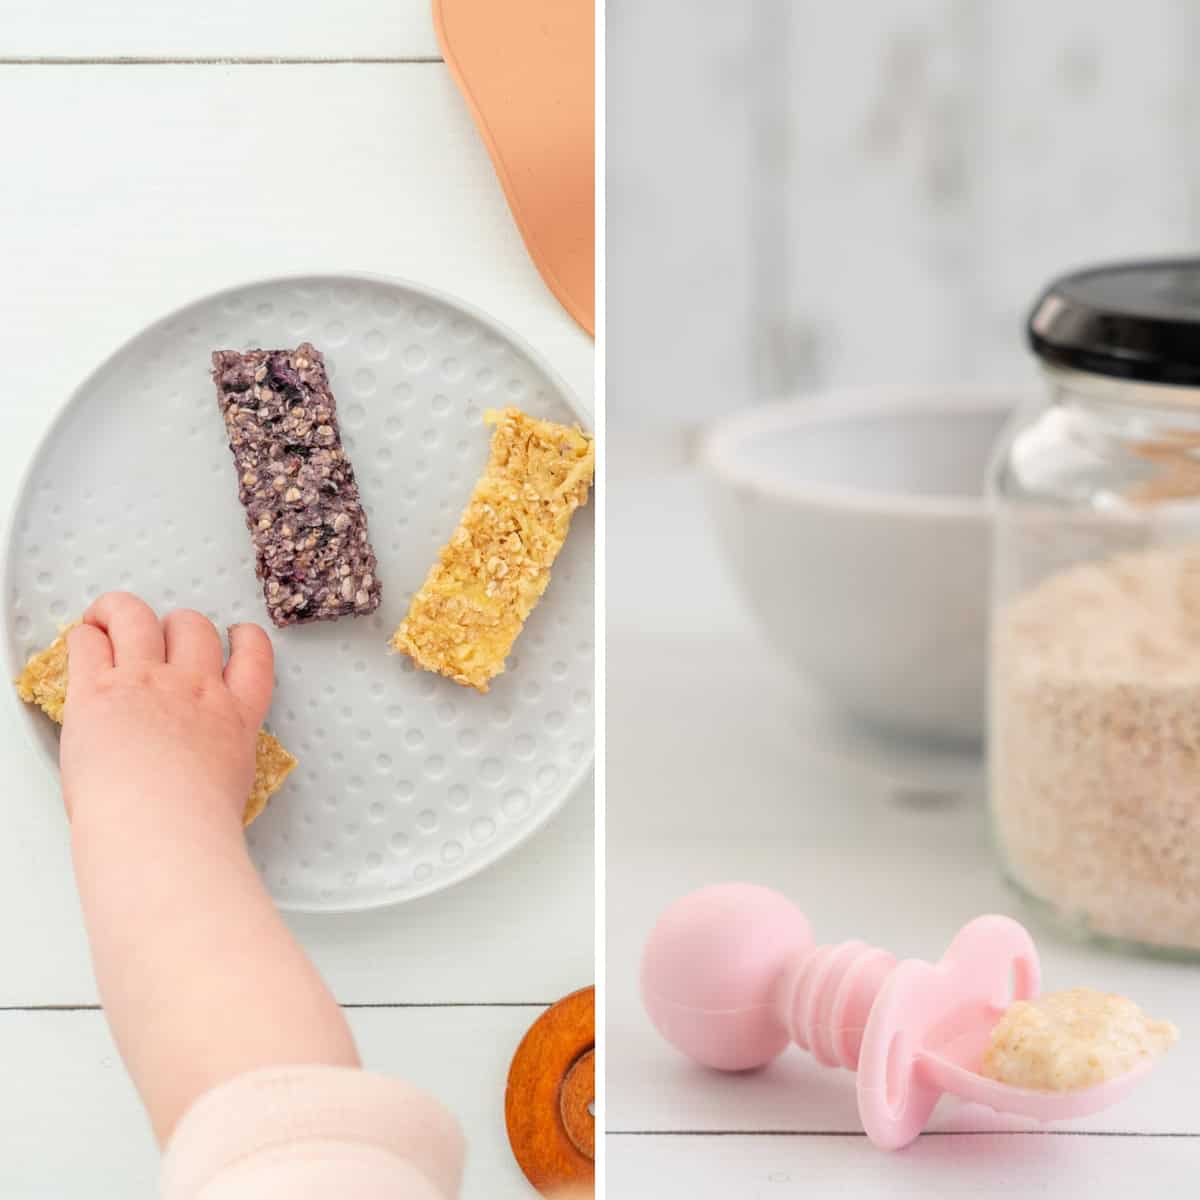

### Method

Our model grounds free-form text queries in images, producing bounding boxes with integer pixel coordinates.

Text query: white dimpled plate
[3,275,594,911]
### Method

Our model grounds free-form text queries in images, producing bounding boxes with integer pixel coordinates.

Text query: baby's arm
[62,593,359,1144]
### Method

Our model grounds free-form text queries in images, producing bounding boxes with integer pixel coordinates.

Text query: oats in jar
[991,547,1200,950]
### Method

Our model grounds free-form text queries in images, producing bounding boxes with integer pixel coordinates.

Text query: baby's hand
[60,592,274,826]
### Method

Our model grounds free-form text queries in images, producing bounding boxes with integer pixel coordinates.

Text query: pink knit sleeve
[160,1066,465,1200]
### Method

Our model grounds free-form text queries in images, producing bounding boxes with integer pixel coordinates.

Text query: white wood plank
[0,66,592,447]
[0,1006,546,1198]
[0,62,592,1003]
[607,1133,1200,1200]
[608,626,985,840]
[0,1,441,60]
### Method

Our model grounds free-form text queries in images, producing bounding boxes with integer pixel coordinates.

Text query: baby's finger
[65,623,113,689]
[83,592,165,665]
[223,623,274,727]
[162,609,224,677]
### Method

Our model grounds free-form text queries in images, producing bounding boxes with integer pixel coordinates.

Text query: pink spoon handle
[780,940,896,1070]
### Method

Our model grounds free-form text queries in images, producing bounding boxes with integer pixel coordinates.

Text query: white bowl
[700,388,1022,746]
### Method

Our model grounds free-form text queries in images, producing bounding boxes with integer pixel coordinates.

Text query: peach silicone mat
[434,0,595,336]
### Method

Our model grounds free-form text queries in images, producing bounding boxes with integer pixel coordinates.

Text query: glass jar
[988,259,1200,957]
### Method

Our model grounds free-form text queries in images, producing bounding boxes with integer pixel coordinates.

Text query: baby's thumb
[224,623,275,728]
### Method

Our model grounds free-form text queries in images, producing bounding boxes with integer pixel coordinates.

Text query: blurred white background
[608,0,1200,450]
[606,0,1200,820]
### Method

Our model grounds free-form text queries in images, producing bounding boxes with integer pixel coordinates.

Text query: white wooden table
[0,7,593,1196]
[606,468,1200,1198]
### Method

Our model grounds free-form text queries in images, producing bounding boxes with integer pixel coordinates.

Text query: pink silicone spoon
[641,883,1153,1150]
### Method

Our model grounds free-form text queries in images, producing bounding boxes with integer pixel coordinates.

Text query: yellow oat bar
[245,729,296,824]
[14,626,296,826]
[391,407,595,692]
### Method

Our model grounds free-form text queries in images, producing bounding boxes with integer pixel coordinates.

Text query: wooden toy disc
[505,986,595,1195]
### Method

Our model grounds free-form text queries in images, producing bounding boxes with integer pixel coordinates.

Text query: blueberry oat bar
[14,626,296,825]
[212,343,381,627]
[391,407,595,693]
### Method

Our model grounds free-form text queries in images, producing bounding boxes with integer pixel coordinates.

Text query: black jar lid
[1028,258,1200,386]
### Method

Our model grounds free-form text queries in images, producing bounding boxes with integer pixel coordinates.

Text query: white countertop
[605,467,1200,1197]
[1,6,593,1196]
